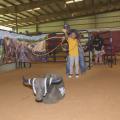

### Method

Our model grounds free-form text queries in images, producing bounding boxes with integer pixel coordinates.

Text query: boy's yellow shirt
[68,38,79,57]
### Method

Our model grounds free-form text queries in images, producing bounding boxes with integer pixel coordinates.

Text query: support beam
[0,0,120,27]
[4,14,23,19]
[15,6,18,33]
[29,0,33,2]
[40,7,51,14]
[36,18,39,34]
[4,0,16,6]
[0,17,11,21]
[19,13,30,18]
[47,5,57,13]
[73,0,80,10]
[55,2,64,11]
[26,11,37,17]
[34,10,43,15]
[0,10,76,25]
[15,13,18,33]
[0,19,6,22]
[94,14,97,28]
[91,0,97,28]
[4,14,15,19]
[1,1,120,26]
[17,0,24,4]
[0,0,65,15]
[0,4,7,8]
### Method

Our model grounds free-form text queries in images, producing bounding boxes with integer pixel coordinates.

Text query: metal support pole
[15,12,18,33]
[36,17,39,34]
[94,15,97,29]
[88,32,91,69]
[110,32,113,68]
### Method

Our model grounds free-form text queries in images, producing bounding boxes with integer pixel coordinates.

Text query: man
[93,34,104,64]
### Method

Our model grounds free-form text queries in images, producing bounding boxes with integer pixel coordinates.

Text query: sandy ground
[0,62,120,120]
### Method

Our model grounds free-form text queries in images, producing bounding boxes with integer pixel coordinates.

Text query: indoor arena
[0,0,120,120]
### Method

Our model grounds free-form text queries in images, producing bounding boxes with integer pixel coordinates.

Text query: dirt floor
[0,62,120,120]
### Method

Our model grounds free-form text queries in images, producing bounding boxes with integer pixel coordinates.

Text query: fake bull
[23,74,65,104]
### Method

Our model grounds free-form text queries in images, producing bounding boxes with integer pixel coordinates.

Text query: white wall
[18,25,36,33]
[39,21,64,32]
[96,11,120,28]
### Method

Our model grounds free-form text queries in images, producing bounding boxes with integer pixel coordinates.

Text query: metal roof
[0,0,119,28]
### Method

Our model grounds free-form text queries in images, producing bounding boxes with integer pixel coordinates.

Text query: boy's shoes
[68,74,72,78]
[75,74,79,78]
[67,74,79,79]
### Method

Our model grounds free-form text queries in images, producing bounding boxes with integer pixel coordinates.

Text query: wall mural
[0,30,48,65]
[0,30,65,65]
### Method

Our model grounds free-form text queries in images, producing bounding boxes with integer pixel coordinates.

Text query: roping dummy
[23,74,65,104]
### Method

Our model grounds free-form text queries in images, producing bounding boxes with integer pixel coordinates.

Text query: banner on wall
[0,30,65,64]
[0,30,48,64]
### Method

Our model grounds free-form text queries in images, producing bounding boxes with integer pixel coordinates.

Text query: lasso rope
[32,36,81,57]
[32,36,66,57]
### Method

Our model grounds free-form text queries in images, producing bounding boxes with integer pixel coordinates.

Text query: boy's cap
[69,29,80,39]
[64,23,70,30]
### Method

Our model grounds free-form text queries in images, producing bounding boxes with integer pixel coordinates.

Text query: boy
[63,29,79,78]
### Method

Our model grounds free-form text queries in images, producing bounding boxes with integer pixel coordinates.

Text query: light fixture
[66,0,83,4]
[66,0,74,4]
[74,0,83,2]
[27,9,33,12]
[0,15,3,17]
[27,7,40,12]
[34,7,41,10]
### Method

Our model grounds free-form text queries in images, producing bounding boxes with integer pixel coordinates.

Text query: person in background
[93,34,105,64]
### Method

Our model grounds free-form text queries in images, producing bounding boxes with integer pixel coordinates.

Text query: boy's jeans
[69,56,79,75]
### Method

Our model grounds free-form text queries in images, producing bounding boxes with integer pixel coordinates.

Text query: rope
[32,37,66,57]
[34,36,65,42]
[32,36,81,57]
